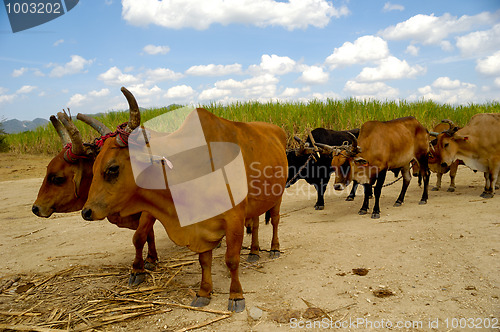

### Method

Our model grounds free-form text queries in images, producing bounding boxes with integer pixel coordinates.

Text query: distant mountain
[2,118,49,134]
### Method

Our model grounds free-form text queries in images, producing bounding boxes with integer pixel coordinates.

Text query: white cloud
[49,55,93,78]
[281,87,301,97]
[199,87,232,100]
[165,85,196,99]
[16,85,36,94]
[186,63,242,76]
[325,35,390,69]
[379,12,499,46]
[415,77,477,104]
[383,2,404,12]
[68,93,86,107]
[145,68,184,83]
[89,88,110,97]
[355,56,426,82]
[476,51,500,76]
[297,65,329,84]
[432,77,461,89]
[344,81,399,99]
[68,88,111,107]
[0,88,16,105]
[12,67,28,77]
[127,84,162,97]
[143,44,170,55]
[495,77,500,88]
[311,91,341,100]
[251,54,297,75]
[98,66,140,85]
[122,0,349,31]
[405,45,419,56]
[457,23,500,56]
[53,39,64,46]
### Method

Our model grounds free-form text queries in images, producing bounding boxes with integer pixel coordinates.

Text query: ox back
[286,128,360,209]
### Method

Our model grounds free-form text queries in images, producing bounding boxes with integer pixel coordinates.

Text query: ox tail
[265,210,271,225]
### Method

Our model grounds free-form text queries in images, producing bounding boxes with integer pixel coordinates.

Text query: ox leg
[314,181,327,210]
[247,216,260,263]
[225,219,245,312]
[191,250,212,308]
[144,225,158,271]
[447,162,458,192]
[129,213,156,286]
[481,167,498,198]
[358,184,372,215]
[394,166,412,207]
[432,172,443,191]
[371,170,387,219]
[418,157,430,205]
[346,181,358,201]
[269,201,281,259]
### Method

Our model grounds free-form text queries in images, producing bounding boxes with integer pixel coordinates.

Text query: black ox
[287,127,371,209]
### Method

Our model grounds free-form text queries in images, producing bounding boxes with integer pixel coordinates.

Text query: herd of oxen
[31,87,500,312]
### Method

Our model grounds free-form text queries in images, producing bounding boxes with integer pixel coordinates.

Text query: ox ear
[354,157,368,166]
[72,161,84,198]
[453,134,469,142]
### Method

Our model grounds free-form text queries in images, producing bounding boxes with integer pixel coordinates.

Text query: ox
[318,117,430,219]
[428,122,462,192]
[81,87,287,312]
[32,113,157,286]
[435,114,500,198]
[287,128,366,209]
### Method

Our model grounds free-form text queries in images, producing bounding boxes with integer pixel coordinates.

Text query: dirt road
[0,152,498,331]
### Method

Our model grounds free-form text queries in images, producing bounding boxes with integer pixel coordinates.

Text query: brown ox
[427,122,462,192]
[318,117,430,219]
[81,87,287,312]
[32,113,157,286]
[435,113,500,198]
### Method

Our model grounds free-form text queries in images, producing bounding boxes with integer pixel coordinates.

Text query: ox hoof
[228,298,245,312]
[480,192,494,199]
[447,187,455,192]
[345,196,355,201]
[393,201,403,207]
[495,184,500,190]
[314,205,325,210]
[371,213,380,219]
[431,186,440,191]
[358,209,368,215]
[269,250,281,259]
[144,261,157,271]
[190,295,211,308]
[128,272,147,286]
[246,253,260,263]
[419,200,427,205]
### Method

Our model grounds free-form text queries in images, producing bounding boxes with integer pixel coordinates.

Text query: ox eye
[104,165,120,182]
[444,143,449,148]
[50,175,66,186]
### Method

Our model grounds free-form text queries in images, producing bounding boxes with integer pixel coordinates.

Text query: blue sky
[1,0,499,121]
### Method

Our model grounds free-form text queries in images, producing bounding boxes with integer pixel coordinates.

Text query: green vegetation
[6,99,500,155]
[0,119,8,152]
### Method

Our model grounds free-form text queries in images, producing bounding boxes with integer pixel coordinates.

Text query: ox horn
[57,110,85,156]
[441,119,456,130]
[76,113,111,136]
[50,115,71,147]
[121,87,141,133]
[315,142,334,153]
[429,131,440,137]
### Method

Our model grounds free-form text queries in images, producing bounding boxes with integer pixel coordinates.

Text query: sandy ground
[0,152,499,331]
